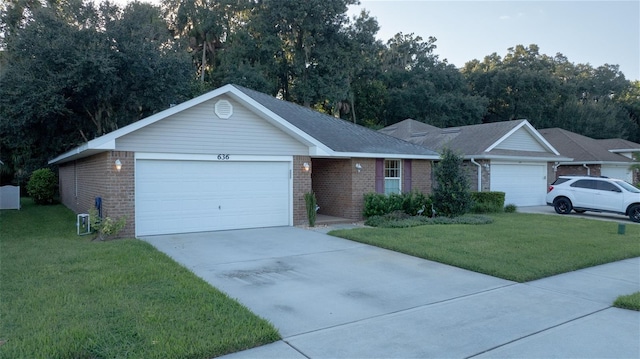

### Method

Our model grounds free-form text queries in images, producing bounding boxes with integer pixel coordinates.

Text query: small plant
[304,192,318,227]
[88,207,126,240]
[504,204,517,213]
[26,168,57,204]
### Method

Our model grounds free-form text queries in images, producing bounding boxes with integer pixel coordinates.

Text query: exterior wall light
[355,163,363,172]
[115,159,122,172]
[303,162,310,172]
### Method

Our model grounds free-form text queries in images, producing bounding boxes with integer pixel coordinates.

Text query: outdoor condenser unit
[77,213,91,235]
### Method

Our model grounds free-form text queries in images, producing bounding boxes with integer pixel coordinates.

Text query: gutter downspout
[470,158,482,191]
[583,164,590,176]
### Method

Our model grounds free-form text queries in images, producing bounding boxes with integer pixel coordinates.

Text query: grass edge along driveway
[0,199,279,359]
[329,212,640,283]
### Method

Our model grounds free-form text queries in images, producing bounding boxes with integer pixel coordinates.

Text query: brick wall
[293,155,312,225]
[57,151,135,238]
[555,164,601,178]
[349,158,376,220]
[312,158,353,219]
[410,160,433,194]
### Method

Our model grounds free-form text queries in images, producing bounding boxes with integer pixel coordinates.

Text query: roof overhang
[49,84,335,165]
[329,152,440,160]
[464,154,573,162]
[555,161,635,166]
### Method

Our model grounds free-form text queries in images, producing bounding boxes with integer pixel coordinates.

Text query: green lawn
[0,199,279,358]
[614,292,640,311]
[330,212,640,282]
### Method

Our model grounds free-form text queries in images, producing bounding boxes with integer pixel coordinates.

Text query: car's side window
[552,178,571,185]
[597,181,621,192]
[571,179,596,189]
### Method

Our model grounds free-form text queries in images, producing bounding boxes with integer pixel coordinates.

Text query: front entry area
[135,158,291,236]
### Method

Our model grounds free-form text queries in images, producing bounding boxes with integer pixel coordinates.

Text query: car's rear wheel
[629,204,640,223]
[553,198,572,214]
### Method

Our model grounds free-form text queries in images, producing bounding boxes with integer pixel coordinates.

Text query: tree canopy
[1,0,639,185]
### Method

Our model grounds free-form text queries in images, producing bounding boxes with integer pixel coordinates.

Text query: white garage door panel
[490,163,547,206]
[136,160,290,236]
[601,166,632,182]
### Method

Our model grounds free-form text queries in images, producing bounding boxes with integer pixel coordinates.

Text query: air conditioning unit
[77,213,91,235]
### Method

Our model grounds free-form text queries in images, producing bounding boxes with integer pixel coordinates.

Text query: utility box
[618,223,626,235]
[77,214,91,235]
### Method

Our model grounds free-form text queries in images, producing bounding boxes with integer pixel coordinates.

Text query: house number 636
[217,154,230,160]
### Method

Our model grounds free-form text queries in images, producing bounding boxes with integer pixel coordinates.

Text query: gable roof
[539,128,637,164]
[232,85,438,157]
[596,138,640,154]
[381,118,568,161]
[49,84,438,164]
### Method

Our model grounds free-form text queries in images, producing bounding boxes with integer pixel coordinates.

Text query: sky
[348,0,639,80]
[111,0,639,81]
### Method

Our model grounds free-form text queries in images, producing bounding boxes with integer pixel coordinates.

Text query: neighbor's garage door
[601,165,632,182]
[136,159,290,236]
[490,162,547,206]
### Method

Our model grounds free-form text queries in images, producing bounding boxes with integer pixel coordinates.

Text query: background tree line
[1,0,639,186]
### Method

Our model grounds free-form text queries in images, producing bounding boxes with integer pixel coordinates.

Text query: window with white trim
[384,159,401,195]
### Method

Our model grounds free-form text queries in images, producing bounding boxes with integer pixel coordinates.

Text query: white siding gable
[116,96,308,155]
[493,127,548,152]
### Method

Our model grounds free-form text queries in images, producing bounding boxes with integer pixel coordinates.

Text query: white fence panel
[0,185,20,210]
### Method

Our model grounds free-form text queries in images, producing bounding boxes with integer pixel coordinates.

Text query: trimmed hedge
[470,191,505,213]
[363,191,431,218]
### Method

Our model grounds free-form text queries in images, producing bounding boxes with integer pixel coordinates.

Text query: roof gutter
[470,158,482,191]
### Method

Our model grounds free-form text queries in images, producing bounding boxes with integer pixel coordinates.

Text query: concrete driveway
[142,227,640,358]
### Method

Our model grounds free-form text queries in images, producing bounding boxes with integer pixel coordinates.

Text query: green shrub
[304,192,318,227]
[363,191,431,218]
[432,148,472,217]
[88,207,127,240]
[26,168,57,204]
[504,204,517,213]
[470,192,505,213]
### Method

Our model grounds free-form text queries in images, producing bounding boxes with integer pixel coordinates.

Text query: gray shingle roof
[233,85,439,156]
[538,128,635,163]
[381,119,529,154]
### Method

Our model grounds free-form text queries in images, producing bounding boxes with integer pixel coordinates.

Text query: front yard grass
[614,292,640,311]
[330,212,640,282]
[0,199,279,358]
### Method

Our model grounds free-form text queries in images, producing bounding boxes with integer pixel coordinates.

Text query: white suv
[546,176,640,222]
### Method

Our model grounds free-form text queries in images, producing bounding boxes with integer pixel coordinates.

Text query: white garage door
[490,162,547,206]
[136,159,291,236]
[601,165,632,182]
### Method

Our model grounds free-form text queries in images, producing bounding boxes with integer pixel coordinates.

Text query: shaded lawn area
[330,213,640,283]
[0,199,279,358]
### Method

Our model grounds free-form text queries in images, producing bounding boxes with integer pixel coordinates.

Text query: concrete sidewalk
[142,227,639,359]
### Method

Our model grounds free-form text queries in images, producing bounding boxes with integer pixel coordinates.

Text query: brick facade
[293,155,313,225]
[461,159,491,192]
[409,159,433,194]
[311,158,433,221]
[58,151,135,238]
[58,153,434,236]
[554,164,601,179]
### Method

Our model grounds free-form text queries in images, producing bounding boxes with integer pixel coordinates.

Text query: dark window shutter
[403,159,412,192]
[375,158,384,194]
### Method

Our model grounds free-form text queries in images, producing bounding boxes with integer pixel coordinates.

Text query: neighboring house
[380,119,570,206]
[49,84,439,237]
[539,128,640,184]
